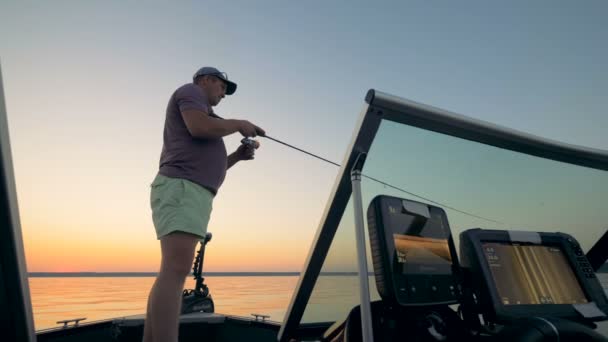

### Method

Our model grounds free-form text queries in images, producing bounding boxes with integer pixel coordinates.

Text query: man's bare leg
[142,232,199,342]
[142,277,158,342]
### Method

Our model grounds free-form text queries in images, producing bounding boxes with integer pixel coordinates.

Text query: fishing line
[254,135,504,225]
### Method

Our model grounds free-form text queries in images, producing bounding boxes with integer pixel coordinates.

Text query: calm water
[29,276,299,331]
[29,274,608,332]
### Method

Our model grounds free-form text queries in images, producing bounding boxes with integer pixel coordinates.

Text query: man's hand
[238,120,266,138]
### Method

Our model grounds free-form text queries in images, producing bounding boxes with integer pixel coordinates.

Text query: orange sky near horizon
[16,173,321,271]
[23,225,311,273]
[11,124,340,272]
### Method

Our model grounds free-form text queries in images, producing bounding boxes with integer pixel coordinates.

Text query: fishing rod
[264,135,340,167]
[241,136,503,224]
[241,136,338,166]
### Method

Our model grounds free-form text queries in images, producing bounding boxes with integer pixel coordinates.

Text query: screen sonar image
[393,234,452,266]
[383,202,455,275]
[482,242,588,305]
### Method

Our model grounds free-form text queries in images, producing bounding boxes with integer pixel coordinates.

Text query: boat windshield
[279,90,608,340]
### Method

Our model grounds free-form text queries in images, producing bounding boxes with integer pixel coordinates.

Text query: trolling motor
[181,232,214,314]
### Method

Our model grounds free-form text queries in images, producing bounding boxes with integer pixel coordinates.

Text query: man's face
[202,76,227,106]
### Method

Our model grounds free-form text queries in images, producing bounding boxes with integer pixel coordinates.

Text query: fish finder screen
[482,242,588,305]
[390,210,453,275]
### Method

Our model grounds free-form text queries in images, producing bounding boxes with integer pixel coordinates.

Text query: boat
[2,62,608,341]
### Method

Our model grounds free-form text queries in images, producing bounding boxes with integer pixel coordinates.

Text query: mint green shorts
[150,174,214,239]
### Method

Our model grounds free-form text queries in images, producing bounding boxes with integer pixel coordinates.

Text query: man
[143,67,265,342]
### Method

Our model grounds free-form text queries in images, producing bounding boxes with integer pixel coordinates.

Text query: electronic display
[393,234,452,274]
[367,195,460,306]
[460,229,608,322]
[482,243,587,305]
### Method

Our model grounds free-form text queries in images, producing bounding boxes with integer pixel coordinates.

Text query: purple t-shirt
[158,83,227,194]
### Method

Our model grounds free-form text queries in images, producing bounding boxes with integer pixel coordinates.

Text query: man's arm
[181,109,265,140]
[227,152,240,170]
[181,109,240,139]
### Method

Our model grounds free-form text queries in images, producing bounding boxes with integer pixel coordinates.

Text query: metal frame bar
[351,154,374,342]
[0,63,37,340]
[279,89,608,341]
[368,90,608,171]
[588,230,608,272]
[278,103,383,341]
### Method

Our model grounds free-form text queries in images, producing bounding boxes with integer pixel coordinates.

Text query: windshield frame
[278,89,608,341]
[0,64,37,340]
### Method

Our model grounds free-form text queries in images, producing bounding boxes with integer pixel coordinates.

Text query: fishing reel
[240,137,260,148]
[181,232,214,314]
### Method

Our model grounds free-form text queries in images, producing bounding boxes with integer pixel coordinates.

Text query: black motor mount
[181,232,214,314]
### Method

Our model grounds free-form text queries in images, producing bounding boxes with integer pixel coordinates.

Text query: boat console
[323,196,608,341]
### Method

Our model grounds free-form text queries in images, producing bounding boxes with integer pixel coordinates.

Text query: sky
[0,1,606,272]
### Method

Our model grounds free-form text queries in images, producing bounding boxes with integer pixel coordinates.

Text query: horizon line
[29,265,608,277]
[29,271,298,277]
[28,271,368,277]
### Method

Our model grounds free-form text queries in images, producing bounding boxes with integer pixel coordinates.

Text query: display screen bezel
[462,229,608,322]
[370,195,460,306]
